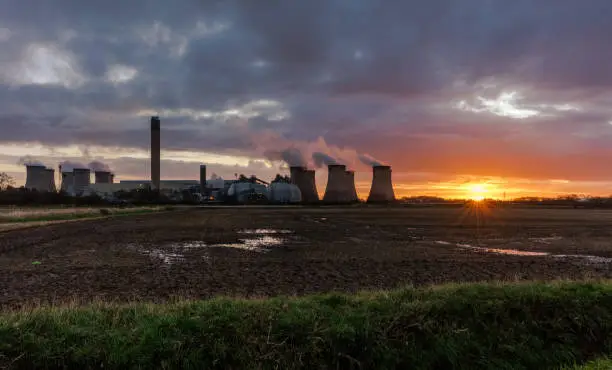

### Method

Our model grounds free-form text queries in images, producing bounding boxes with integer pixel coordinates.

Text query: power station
[19,116,397,204]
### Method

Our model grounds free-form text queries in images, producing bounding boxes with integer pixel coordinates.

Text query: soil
[1,205,611,309]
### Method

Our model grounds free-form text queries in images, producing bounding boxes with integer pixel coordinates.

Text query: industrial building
[18,115,397,204]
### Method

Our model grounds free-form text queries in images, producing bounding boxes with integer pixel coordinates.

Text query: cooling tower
[151,116,161,190]
[302,170,319,202]
[290,166,319,203]
[200,164,207,193]
[323,164,352,203]
[73,168,91,196]
[345,171,359,202]
[25,165,46,191]
[94,171,113,184]
[60,171,74,193]
[44,168,56,192]
[367,165,395,203]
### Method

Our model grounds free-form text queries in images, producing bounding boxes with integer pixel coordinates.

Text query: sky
[2,0,612,200]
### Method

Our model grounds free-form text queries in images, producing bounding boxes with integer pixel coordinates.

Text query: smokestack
[367,165,395,203]
[290,166,319,203]
[94,171,113,184]
[323,164,352,203]
[25,165,46,191]
[200,164,207,193]
[345,170,358,202]
[44,168,56,192]
[73,168,91,196]
[151,116,161,190]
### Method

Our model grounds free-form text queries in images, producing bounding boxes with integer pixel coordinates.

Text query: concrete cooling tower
[73,168,91,196]
[367,165,395,203]
[345,171,359,202]
[44,168,56,192]
[25,165,47,191]
[290,166,319,203]
[60,171,74,193]
[323,164,354,203]
[94,171,113,184]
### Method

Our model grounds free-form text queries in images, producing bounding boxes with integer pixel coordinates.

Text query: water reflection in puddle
[238,229,292,234]
[457,244,550,256]
[130,229,294,264]
[437,241,612,264]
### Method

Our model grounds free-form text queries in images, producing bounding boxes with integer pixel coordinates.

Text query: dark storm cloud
[3,0,612,184]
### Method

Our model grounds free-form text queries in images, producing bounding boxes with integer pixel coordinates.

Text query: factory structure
[20,116,396,204]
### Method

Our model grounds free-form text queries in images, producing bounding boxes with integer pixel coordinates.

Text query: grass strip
[0,208,166,223]
[0,281,611,369]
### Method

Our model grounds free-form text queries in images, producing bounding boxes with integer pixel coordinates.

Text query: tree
[0,172,14,190]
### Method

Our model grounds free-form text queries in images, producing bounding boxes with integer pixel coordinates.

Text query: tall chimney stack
[150,116,161,190]
[199,164,207,193]
[367,165,395,203]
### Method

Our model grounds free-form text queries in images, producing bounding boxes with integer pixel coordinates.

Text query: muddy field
[1,205,611,308]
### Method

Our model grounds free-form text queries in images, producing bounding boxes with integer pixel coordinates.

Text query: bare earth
[1,206,611,309]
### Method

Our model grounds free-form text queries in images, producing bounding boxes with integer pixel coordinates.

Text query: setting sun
[467,183,488,201]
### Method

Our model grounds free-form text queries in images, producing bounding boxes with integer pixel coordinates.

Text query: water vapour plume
[312,152,339,168]
[88,161,111,172]
[264,147,306,167]
[18,156,45,167]
[359,154,384,167]
[59,161,87,172]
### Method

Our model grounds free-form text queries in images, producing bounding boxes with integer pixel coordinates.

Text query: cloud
[2,0,612,193]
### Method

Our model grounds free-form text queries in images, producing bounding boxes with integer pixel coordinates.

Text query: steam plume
[312,152,339,167]
[59,161,87,172]
[359,154,384,167]
[18,156,45,167]
[264,147,306,167]
[88,161,111,172]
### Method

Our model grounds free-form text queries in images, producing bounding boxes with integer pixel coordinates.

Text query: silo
[323,164,351,203]
[25,165,46,191]
[367,165,395,203]
[150,116,161,190]
[73,168,91,196]
[94,171,113,184]
[345,170,359,202]
[44,168,56,192]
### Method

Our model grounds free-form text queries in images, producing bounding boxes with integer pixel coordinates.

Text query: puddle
[237,229,292,234]
[211,236,285,252]
[530,236,563,244]
[553,255,612,264]
[144,248,185,264]
[457,243,550,256]
[129,230,294,264]
[437,240,612,264]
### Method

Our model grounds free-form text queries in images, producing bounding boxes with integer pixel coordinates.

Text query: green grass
[0,207,167,223]
[565,357,612,369]
[0,281,611,369]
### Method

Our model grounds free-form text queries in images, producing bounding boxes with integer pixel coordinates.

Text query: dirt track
[1,206,611,308]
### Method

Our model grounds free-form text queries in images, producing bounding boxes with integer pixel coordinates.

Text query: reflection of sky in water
[130,229,293,263]
[237,229,292,234]
[457,243,549,256]
[436,240,612,264]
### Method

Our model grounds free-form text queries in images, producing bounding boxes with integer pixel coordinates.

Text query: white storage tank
[227,182,268,203]
[269,182,302,204]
